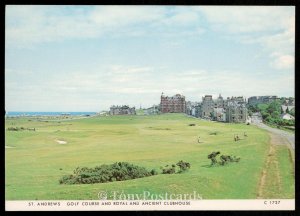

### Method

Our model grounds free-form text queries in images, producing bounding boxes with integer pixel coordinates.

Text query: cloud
[5,64,294,111]
[270,53,294,70]
[110,65,153,74]
[89,6,165,27]
[197,6,292,33]
[160,8,200,26]
[5,6,205,48]
[196,6,295,71]
[5,6,295,111]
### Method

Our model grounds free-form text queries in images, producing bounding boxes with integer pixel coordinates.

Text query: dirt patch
[257,170,267,198]
[269,133,289,146]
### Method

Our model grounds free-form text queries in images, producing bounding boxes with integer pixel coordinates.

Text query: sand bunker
[55,139,67,144]
[5,146,15,148]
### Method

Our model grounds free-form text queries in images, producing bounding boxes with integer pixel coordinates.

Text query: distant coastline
[5,111,97,117]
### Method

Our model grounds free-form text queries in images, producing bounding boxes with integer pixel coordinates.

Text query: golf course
[5,113,294,200]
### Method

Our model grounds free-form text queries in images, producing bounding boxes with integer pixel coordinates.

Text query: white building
[280,113,295,120]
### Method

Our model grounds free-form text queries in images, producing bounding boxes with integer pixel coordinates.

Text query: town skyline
[5,6,295,112]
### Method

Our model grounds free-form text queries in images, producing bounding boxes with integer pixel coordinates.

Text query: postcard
[5,5,295,211]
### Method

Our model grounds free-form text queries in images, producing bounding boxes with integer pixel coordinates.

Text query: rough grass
[261,145,295,198]
[5,114,294,200]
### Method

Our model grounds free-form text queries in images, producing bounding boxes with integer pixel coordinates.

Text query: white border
[5,199,295,211]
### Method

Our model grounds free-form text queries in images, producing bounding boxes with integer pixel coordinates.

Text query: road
[251,115,295,150]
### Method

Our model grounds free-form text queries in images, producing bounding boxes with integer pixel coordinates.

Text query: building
[215,94,225,108]
[213,107,226,122]
[160,93,186,113]
[196,94,247,123]
[280,113,295,120]
[110,105,136,115]
[194,104,202,118]
[248,96,279,105]
[281,105,295,114]
[200,94,227,119]
[282,97,295,106]
[186,101,193,115]
[144,105,159,115]
[226,101,248,123]
[200,95,214,118]
[186,102,201,117]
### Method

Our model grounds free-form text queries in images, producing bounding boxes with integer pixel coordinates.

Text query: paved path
[252,121,295,150]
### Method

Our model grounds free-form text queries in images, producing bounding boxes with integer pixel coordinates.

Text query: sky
[5,6,295,112]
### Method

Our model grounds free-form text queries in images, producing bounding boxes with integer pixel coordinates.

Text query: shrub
[150,169,158,175]
[176,160,191,173]
[161,165,176,174]
[161,161,191,174]
[59,162,157,185]
[219,155,240,166]
[208,151,240,166]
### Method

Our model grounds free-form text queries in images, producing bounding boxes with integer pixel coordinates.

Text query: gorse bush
[161,164,176,174]
[7,127,35,131]
[161,161,191,174]
[59,162,157,184]
[176,160,191,173]
[208,151,240,166]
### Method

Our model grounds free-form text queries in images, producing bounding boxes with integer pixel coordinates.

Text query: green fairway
[5,114,294,200]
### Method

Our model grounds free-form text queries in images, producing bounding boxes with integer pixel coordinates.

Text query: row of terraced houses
[109,93,293,124]
[160,93,248,123]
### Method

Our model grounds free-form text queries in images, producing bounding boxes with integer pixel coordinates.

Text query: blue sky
[5,6,295,112]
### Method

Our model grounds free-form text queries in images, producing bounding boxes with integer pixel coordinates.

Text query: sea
[6,111,97,117]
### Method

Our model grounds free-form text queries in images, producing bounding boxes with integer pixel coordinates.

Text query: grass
[261,145,295,199]
[264,122,295,134]
[5,114,294,200]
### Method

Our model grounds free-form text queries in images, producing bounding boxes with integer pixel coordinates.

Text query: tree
[286,106,290,114]
[265,116,273,123]
[247,104,258,113]
[289,109,295,117]
[261,111,270,119]
[271,111,280,118]
[257,103,268,112]
[267,101,280,115]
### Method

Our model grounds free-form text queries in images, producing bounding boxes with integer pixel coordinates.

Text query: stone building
[160,93,186,113]
[215,94,225,108]
[186,102,201,117]
[200,94,227,118]
[186,101,193,115]
[110,105,136,115]
[226,100,248,123]
[200,95,214,118]
[213,107,226,122]
[196,94,247,123]
[248,96,279,105]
